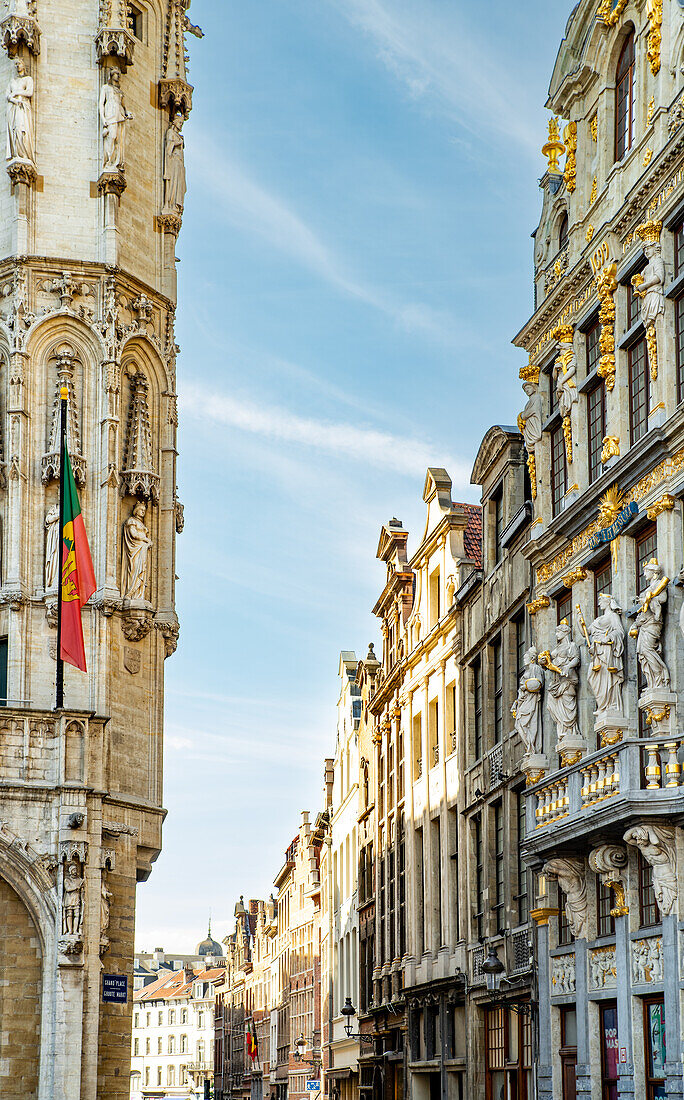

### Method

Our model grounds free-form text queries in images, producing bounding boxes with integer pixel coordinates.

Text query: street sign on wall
[305,1082,321,1091]
[102,974,128,1003]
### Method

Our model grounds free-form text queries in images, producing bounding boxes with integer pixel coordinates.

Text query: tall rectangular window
[388,846,395,961]
[446,681,456,757]
[558,887,574,946]
[597,880,615,938]
[627,281,642,330]
[548,369,559,416]
[587,383,606,483]
[378,854,386,963]
[416,826,425,955]
[629,338,650,444]
[493,486,504,564]
[676,221,684,275]
[676,295,684,404]
[398,817,406,957]
[493,801,504,930]
[514,611,526,683]
[615,31,635,160]
[428,699,439,768]
[638,852,658,928]
[600,1002,619,1100]
[429,568,441,626]
[586,319,600,376]
[412,713,422,781]
[594,557,612,614]
[0,636,7,705]
[449,807,460,942]
[517,791,528,925]
[474,815,484,941]
[492,637,503,744]
[473,658,482,760]
[432,817,442,947]
[636,524,658,592]
[557,591,572,625]
[551,422,567,516]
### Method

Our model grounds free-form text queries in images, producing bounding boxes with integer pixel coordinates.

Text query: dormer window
[492,485,504,564]
[615,30,635,161]
[558,213,568,253]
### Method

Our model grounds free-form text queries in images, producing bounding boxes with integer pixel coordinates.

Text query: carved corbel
[544,857,588,939]
[154,616,179,657]
[589,844,628,916]
[159,77,193,119]
[624,824,677,917]
[1,1,40,57]
[121,607,153,641]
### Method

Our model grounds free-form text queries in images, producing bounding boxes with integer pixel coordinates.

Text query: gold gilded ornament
[647,97,656,125]
[647,0,663,76]
[643,149,653,167]
[590,115,598,141]
[601,436,620,464]
[595,262,618,390]
[562,415,573,464]
[646,493,675,521]
[527,595,550,615]
[562,566,587,587]
[542,117,565,174]
[563,121,577,193]
[519,360,540,384]
[586,224,595,242]
[590,175,598,204]
[597,484,626,528]
[636,219,662,245]
[598,0,628,25]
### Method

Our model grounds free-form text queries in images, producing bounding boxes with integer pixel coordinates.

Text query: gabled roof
[460,503,482,568]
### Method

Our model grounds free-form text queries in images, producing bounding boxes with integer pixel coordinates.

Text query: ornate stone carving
[668,93,684,135]
[601,436,619,464]
[99,870,112,955]
[121,371,159,501]
[6,156,34,186]
[561,567,586,587]
[511,646,544,756]
[61,857,84,937]
[163,114,186,216]
[95,27,134,68]
[563,122,576,193]
[624,824,677,916]
[544,858,588,939]
[42,345,86,487]
[629,559,670,690]
[597,0,628,26]
[539,622,581,752]
[155,617,179,657]
[97,169,126,197]
[157,211,181,236]
[123,645,141,674]
[632,937,663,984]
[122,501,152,599]
[589,845,628,917]
[646,0,663,76]
[121,608,152,641]
[44,503,59,591]
[553,324,577,466]
[100,68,131,171]
[174,497,184,533]
[632,221,664,382]
[582,594,625,720]
[159,77,192,119]
[551,953,575,994]
[1,0,41,56]
[589,946,617,989]
[517,380,542,500]
[595,263,618,390]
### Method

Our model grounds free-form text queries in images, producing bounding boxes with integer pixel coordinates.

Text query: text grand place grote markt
[5,2,684,1100]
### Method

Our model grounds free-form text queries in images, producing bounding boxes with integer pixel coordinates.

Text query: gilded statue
[511,646,544,756]
[122,502,152,600]
[6,58,35,164]
[630,559,670,690]
[539,622,580,749]
[581,594,625,717]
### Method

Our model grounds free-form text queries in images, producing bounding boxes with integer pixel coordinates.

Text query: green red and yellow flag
[60,444,96,672]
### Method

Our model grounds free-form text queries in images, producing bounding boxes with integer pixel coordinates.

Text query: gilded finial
[542,117,565,174]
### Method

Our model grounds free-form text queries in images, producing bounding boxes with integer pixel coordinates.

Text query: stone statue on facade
[100,875,112,937]
[624,824,677,917]
[62,860,84,936]
[99,68,132,171]
[544,857,588,939]
[630,559,670,690]
[163,114,186,214]
[122,502,152,600]
[584,594,625,717]
[517,381,542,453]
[553,328,578,417]
[634,238,665,328]
[511,645,544,755]
[45,504,59,590]
[6,57,34,164]
[539,622,581,749]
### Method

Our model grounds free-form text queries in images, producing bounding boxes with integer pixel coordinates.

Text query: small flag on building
[59,441,96,672]
[246,1016,258,1062]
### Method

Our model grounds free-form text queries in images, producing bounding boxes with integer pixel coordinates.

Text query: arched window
[615,31,635,160]
[167,1066,176,1086]
[180,1034,188,1053]
[168,1036,176,1055]
[169,1009,175,1025]
[558,213,568,253]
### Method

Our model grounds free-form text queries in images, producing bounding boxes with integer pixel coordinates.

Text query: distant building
[130,932,224,1099]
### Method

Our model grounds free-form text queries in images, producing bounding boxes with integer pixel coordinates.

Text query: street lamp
[340,998,377,1045]
[481,945,535,1019]
[292,1034,320,1076]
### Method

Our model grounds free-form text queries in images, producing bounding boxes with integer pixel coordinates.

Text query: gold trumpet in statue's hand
[538,650,562,675]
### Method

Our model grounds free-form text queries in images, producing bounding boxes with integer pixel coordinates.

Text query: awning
[327,1069,358,1080]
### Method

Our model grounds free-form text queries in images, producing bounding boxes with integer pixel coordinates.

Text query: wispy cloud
[180,383,470,483]
[330,0,539,155]
[187,137,461,346]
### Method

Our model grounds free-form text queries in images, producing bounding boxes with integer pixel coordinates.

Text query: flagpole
[55,385,68,711]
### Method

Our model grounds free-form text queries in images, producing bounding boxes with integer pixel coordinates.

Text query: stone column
[615,910,634,1099]
[574,940,591,1099]
[662,914,683,1098]
[534,920,553,1100]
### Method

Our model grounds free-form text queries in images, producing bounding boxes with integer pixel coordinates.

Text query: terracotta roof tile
[456,503,482,568]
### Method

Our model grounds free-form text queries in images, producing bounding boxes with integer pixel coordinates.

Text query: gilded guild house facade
[513,2,684,1098]
[0,3,194,1098]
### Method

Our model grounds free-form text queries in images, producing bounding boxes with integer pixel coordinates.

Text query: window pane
[594,558,612,614]
[557,591,572,624]
[677,296,684,404]
[647,1001,666,1078]
[636,525,657,594]
[551,423,567,516]
[486,1008,505,1070]
[629,338,649,444]
[587,383,605,483]
[586,320,600,376]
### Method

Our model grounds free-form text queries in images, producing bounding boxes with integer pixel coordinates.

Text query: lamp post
[481,946,535,1019]
[340,999,378,1045]
[293,1034,321,1077]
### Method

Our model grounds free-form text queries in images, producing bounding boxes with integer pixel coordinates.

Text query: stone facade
[0,2,195,1097]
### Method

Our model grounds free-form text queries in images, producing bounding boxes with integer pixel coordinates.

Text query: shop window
[643,997,666,1100]
[600,1002,619,1100]
[486,1007,531,1100]
[560,1006,577,1100]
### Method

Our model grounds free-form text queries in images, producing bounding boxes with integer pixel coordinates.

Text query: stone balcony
[523,734,684,864]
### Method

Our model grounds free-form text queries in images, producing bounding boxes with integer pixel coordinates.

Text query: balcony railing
[529,735,684,837]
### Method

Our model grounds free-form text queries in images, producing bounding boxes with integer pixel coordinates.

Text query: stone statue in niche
[44,504,59,590]
[544,857,588,939]
[584,594,625,717]
[511,645,544,755]
[62,859,84,936]
[517,380,542,453]
[540,621,581,748]
[635,237,665,329]
[100,874,112,936]
[624,824,677,916]
[163,114,186,214]
[630,559,670,690]
[122,501,152,600]
[99,68,132,171]
[6,57,34,164]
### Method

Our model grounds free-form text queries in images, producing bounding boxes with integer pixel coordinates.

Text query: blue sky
[134,0,571,951]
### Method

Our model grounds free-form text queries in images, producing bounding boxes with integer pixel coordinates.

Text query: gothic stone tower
[0,1,194,1096]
